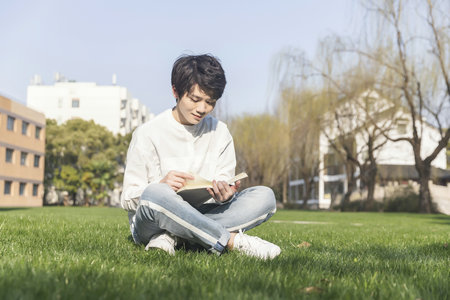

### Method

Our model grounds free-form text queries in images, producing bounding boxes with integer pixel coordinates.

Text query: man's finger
[169,181,183,190]
[230,180,241,193]
[234,180,241,190]
[221,181,234,194]
[217,181,234,202]
[217,181,227,193]
[207,188,215,199]
[173,171,195,180]
[171,177,188,185]
[212,181,222,201]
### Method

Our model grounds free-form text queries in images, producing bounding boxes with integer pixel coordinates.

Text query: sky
[0,0,360,117]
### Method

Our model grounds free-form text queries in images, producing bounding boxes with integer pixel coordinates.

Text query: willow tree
[229,114,289,202]
[276,88,324,208]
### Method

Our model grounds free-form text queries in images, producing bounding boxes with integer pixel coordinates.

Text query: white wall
[27,80,152,135]
[370,120,446,169]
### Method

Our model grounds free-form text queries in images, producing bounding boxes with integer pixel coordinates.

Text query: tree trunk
[341,179,355,211]
[413,143,433,213]
[365,163,378,211]
[302,178,312,209]
[419,177,432,213]
[341,190,352,211]
[366,177,376,210]
[417,163,432,213]
[341,163,356,211]
[282,178,288,205]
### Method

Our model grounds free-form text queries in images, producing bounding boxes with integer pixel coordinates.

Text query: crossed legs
[133,183,276,255]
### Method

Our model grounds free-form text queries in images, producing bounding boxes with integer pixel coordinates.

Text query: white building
[27,73,153,135]
[289,91,449,209]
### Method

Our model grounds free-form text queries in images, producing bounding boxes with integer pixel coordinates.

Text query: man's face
[172,84,216,125]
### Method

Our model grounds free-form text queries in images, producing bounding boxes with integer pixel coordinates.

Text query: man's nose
[196,102,207,114]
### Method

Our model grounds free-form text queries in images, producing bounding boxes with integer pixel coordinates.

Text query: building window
[121,99,127,109]
[58,97,63,108]
[22,121,29,135]
[19,182,26,196]
[32,184,39,196]
[4,181,12,195]
[7,116,15,131]
[5,148,14,163]
[35,126,41,139]
[72,98,80,108]
[20,152,28,166]
[397,123,407,135]
[34,155,40,167]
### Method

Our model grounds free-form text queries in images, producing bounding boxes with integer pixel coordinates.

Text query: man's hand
[160,171,195,192]
[207,180,241,203]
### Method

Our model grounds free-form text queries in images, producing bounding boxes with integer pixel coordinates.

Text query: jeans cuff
[210,231,230,255]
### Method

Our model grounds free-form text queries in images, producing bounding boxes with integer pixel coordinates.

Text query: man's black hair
[171,54,226,101]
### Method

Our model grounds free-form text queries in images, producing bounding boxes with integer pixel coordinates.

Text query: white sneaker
[232,230,281,260]
[145,232,177,255]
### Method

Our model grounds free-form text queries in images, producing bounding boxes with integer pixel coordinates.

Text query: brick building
[0,94,45,207]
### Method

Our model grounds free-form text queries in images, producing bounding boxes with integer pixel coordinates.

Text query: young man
[121,54,281,259]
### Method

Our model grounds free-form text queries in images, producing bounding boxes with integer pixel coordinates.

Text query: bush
[334,200,384,212]
[383,187,420,213]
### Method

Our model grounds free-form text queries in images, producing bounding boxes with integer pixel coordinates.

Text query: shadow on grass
[303,242,450,278]
[0,208,30,212]
[425,214,450,226]
[126,234,211,255]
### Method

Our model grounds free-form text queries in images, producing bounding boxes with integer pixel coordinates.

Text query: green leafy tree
[45,118,127,205]
[82,155,117,205]
[113,132,133,184]
[53,165,80,196]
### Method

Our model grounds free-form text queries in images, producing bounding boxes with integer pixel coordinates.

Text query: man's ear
[172,86,179,102]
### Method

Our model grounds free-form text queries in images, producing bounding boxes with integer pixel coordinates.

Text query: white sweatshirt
[120,108,236,213]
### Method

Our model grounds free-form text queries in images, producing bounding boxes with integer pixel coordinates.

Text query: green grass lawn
[0,207,449,300]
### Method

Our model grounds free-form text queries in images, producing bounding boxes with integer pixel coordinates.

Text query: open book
[177,172,248,206]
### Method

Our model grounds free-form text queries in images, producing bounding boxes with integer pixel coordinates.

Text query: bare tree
[276,46,398,210]
[353,0,450,212]
[293,0,449,212]
[321,89,395,210]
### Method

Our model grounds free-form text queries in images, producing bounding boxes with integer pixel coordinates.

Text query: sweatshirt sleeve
[120,126,162,212]
[214,125,236,182]
[211,126,237,205]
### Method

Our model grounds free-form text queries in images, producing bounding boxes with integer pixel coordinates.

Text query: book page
[226,172,248,185]
[178,172,248,192]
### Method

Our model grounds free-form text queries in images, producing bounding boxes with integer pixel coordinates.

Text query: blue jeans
[132,183,276,254]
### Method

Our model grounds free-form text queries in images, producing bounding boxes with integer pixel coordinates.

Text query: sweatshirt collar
[168,108,202,134]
